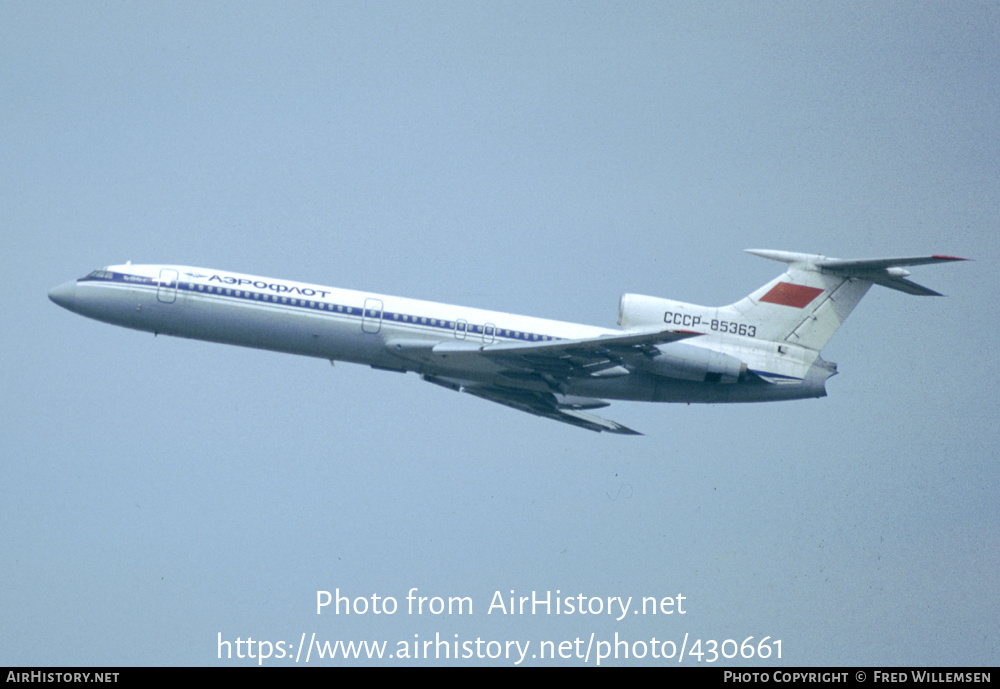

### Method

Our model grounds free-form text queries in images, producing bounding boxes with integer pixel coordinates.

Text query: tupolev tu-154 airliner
[49,250,964,434]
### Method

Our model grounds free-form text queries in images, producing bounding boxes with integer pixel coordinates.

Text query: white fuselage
[49,264,832,406]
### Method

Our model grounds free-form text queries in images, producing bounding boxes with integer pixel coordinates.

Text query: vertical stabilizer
[728,250,964,351]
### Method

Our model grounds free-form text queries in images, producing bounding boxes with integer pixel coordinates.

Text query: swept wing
[389,327,700,433]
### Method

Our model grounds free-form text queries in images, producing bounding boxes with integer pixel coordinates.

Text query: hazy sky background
[3,1,997,666]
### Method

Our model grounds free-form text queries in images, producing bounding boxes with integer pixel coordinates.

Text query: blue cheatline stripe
[80,270,809,386]
[80,270,563,344]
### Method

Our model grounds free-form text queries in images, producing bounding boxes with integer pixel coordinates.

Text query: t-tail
[732,250,967,351]
[618,250,966,395]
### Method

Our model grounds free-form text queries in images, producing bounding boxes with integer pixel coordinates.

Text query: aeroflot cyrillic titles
[49,250,965,434]
[207,273,334,299]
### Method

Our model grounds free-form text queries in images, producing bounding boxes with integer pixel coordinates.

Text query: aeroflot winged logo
[49,250,965,435]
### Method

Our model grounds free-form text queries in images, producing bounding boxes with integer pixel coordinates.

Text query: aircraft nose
[48,281,77,311]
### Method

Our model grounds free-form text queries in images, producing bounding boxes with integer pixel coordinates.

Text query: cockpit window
[84,269,114,280]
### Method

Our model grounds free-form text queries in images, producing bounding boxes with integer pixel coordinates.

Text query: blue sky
[3,1,997,666]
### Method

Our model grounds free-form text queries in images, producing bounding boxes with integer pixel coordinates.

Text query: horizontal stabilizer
[815,255,968,270]
[746,250,967,296]
[814,255,967,296]
[816,256,966,297]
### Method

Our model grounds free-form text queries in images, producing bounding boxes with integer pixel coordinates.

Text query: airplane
[49,250,964,435]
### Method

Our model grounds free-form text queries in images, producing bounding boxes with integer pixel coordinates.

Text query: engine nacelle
[619,293,670,328]
[618,293,710,329]
[635,341,746,384]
